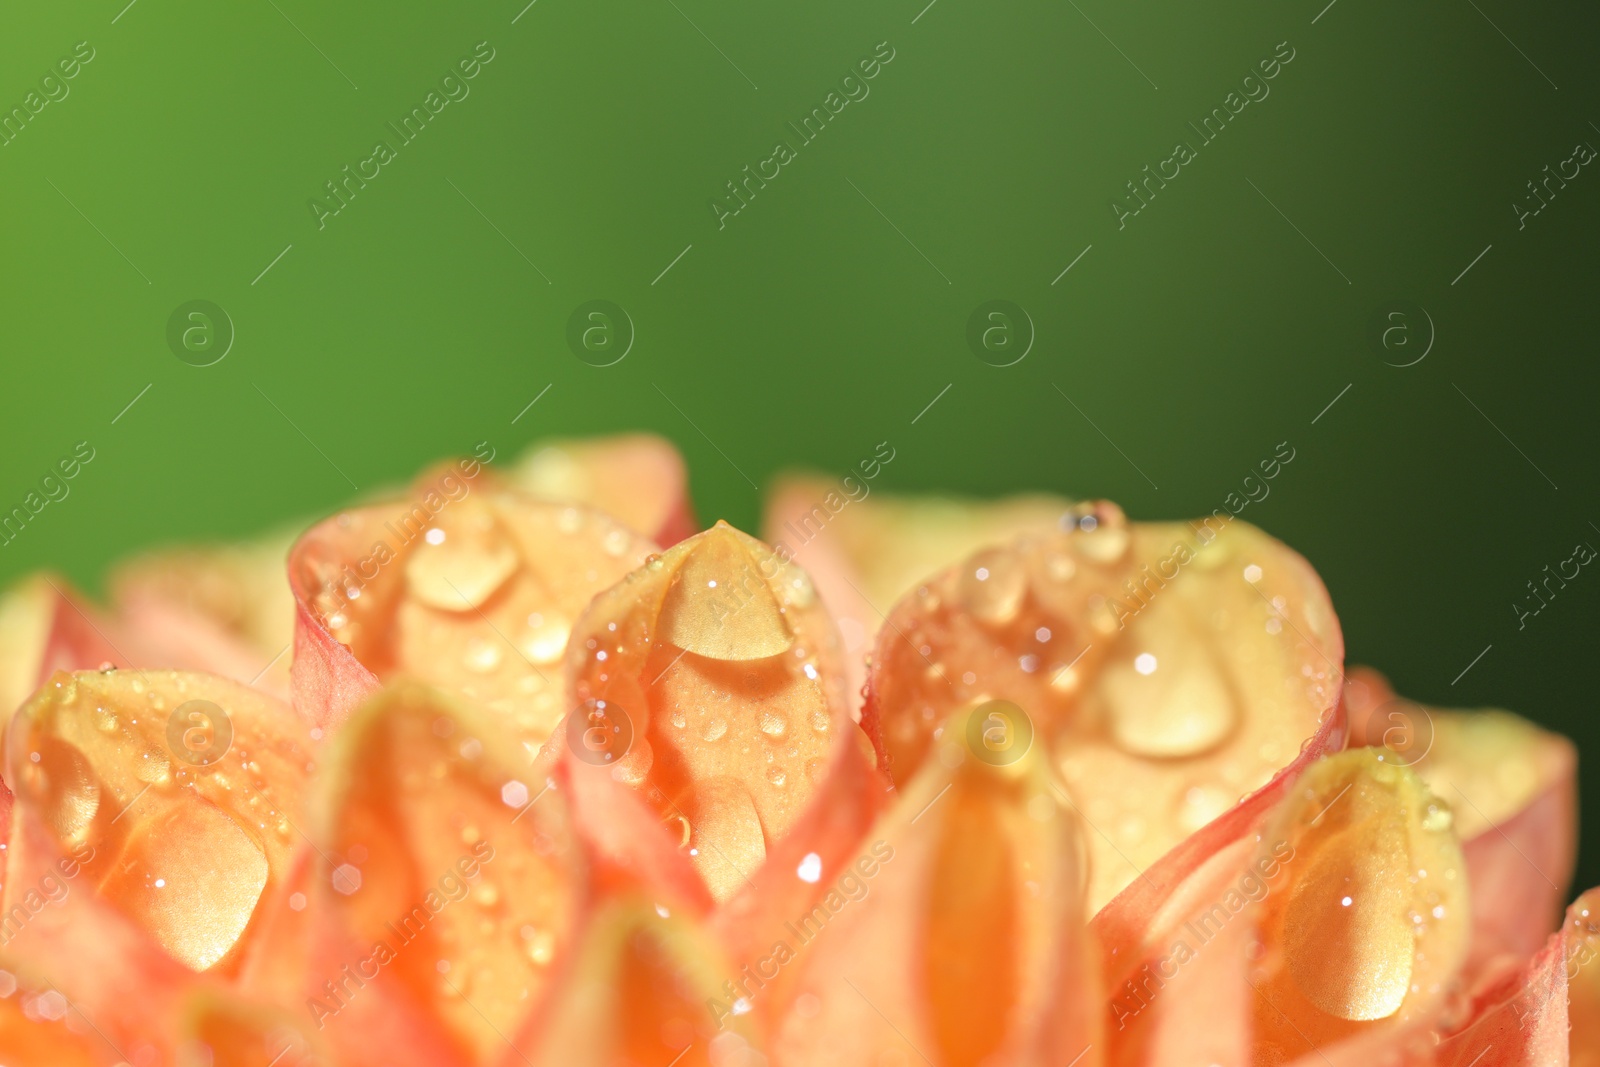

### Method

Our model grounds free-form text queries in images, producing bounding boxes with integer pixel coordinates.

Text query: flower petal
[565,521,884,908]
[505,897,762,1067]
[287,468,657,734]
[175,989,328,1067]
[1343,668,1578,979]
[0,953,115,1066]
[867,503,1345,914]
[507,433,696,545]
[306,681,585,1067]
[2,669,311,1052]
[0,575,128,741]
[1255,749,1469,1063]
[109,528,299,699]
[1569,886,1599,1067]
[762,707,1098,1067]
[762,475,1071,697]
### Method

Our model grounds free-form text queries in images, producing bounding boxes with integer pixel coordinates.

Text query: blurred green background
[1,0,1596,894]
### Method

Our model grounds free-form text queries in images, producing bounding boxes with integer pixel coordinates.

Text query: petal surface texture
[288,467,657,737]
[867,503,1344,913]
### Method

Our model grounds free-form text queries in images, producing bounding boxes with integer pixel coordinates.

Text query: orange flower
[0,434,1592,1067]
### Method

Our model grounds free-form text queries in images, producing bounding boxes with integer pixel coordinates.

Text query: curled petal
[507,433,696,545]
[2,669,311,1051]
[763,476,1070,697]
[762,708,1098,1067]
[1255,750,1470,1064]
[565,521,887,907]
[307,682,585,1067]
[868,504,1345,914]
[287,467,657,734]
[1343,667,1577,980]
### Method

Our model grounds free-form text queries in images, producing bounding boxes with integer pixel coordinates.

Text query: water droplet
[701,718,728,742]
[405,506,519,612]
[759,712,789,740]
[1102,624,1234,759]
[766,765,788,787]
[18,738,100,847]
[957,548,1026,626]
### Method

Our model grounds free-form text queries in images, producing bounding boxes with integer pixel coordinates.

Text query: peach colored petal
[306,682,585,1067]
[564,521,889,911]
[4,670,310,981]
[1429,928,1568,1067]
[109,527,299,698]
[287,463,657,734]
[868,503,1346,914]
[760,708,1097,1067]
[175,989,329,1067]
[0,575,128,744]
[502,896,762,1067]
[1252,750,1470,1066]
[1570,886,1600,1067]
[1344,668,1578,980]
[762,475,1070,698]
[0,952,117,1066]
[507,433,696,546]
